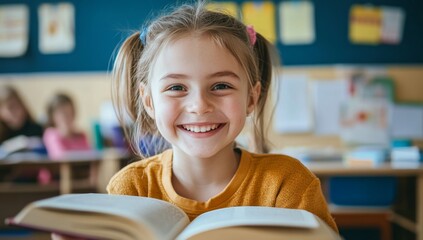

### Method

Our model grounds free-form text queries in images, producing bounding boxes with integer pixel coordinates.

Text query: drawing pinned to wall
[381,6,405,44]
[206,2,238,18]
[349,5,382,45]
[38,2,75,54]
[340,99,390,146]
[0,5,29,57]
[241,1,276,44]
[279,1,315,45]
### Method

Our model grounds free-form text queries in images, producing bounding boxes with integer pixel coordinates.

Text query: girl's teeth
[183,124,218,133]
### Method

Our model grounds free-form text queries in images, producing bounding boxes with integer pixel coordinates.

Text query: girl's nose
[186,92,213,115]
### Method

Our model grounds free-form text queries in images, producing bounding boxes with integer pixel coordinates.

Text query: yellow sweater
[107,149,338,232]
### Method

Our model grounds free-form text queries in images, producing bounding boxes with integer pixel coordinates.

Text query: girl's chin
[174,144,234,159]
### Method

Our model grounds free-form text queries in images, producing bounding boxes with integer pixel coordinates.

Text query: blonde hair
[112,2,276,158]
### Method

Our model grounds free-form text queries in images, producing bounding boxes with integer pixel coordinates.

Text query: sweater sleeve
[297,178,338,232]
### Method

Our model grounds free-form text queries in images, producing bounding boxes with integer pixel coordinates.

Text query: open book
[6,194,340,240]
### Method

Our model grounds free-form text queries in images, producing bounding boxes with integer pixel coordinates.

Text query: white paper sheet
[391,104,423,139]
[381,6,405,44]
[279,1,315,45]
[274,74,313,133]
[311,79,349,135]
[38,3,75,54]
[0,5,29,57]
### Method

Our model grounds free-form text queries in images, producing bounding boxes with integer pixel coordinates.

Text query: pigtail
[111,32,144,155]
[250,33,278,153]
[112,30,170,159]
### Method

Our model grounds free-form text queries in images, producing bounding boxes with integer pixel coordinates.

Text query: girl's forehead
[152,34,243,75]
[55,103,73,111]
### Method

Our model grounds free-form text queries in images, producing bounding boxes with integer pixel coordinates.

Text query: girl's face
[145,35,259,159]
[53,103,75,133]
[0,97,27,129]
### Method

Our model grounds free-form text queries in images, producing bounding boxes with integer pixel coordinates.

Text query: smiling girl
[53,3,337,239]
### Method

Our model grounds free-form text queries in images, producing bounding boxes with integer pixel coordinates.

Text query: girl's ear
[140,84,155,119]
[247,82,261,115]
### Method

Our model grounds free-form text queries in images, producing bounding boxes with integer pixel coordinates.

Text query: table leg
[96,151,120,193]
[60,163,72,194]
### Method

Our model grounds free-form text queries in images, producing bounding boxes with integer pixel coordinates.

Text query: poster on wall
[349,5,382,45]
[38,2,75,54]
[349,5,405,45]
[0,5,29,57]
[279,1,315,45]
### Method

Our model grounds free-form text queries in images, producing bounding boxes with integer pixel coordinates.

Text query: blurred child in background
[43,93,91,159]
[0,85,45,155]
[0,85,48,183]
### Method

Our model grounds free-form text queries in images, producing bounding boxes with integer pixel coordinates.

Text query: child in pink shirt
[43,93,91,160]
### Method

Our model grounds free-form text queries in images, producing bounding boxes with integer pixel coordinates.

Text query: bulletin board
[0,0,422,73]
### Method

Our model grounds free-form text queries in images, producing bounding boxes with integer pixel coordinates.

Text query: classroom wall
[1,0,423,73]
[1,65,422,151]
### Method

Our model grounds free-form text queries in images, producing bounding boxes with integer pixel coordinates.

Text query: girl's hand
[51,233,86,240]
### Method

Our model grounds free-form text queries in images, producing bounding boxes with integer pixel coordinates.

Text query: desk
[306,162,423,240]
[0,149,127,194]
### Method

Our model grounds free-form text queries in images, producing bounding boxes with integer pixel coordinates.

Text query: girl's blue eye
[168,85,185,91]
[212,83,231,90]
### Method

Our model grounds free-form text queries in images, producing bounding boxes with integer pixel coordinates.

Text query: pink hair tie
[246,25,257,46]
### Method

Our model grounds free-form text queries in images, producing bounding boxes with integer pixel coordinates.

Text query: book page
[20,194,189,240]
[176,206,318,240]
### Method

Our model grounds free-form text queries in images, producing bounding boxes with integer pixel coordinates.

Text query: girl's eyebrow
[160,71,240,81]
[160,74,187,81]
[208,71,240,80]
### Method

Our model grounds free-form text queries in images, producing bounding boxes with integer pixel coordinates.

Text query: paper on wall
[391,104,423,139]
[38,3,75,54]
[381,6,405,44]
[279,1,315,45]
[310,79,349,135]
[349,5,382,45]
[274,74,313,133]
[0,5,29,57]
[340,99,390,146]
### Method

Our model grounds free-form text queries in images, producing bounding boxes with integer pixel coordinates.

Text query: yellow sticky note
[349,5,382,45]
[206,2,238,19]
[242,1,276,44]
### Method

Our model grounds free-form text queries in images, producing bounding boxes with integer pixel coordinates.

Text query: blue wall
[0,0,422,73]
